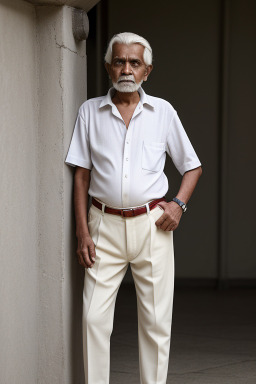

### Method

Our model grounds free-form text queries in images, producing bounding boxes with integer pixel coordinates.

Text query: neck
[112,90,140,106]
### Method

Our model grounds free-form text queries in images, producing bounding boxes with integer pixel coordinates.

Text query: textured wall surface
[26,0,99,12]
[62,6,88,382]
[36,5,87,383]
[0,1,39,383]
[36,6,66,383]
[0,1,95,383]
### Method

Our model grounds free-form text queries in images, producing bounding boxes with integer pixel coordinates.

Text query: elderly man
[65,32,202,384]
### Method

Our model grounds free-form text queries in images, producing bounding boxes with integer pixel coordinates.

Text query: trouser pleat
[130,210,175,384]
[82,204,175,384]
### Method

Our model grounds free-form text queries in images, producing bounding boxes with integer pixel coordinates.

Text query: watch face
[182,204,187,212]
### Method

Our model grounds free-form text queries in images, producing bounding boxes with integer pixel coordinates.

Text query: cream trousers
[83,200,175,384]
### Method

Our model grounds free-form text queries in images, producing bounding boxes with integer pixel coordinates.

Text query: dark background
[86,0,256,287]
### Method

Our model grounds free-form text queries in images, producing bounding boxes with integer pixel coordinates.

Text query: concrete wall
[0,0,99,383]
[0,1,39,382]
[227,0,256,279]
[36,5,87,382]
[62,6,88,382]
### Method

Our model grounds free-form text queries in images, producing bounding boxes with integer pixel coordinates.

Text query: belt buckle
[121,208,135,217]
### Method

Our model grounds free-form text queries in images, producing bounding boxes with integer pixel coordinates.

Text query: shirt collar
[99,86,155,110]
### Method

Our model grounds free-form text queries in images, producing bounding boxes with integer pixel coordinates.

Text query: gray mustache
[118,76,135,83]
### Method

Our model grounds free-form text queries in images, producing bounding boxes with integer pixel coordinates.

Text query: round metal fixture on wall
[72,9,89,41]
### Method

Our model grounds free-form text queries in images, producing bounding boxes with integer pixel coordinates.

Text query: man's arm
[74,166,96,268]
[155,166,203,231]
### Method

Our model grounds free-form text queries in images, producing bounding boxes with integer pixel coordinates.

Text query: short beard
[112,76,143,93]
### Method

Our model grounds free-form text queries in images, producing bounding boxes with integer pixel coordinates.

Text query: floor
[110,283,256,384]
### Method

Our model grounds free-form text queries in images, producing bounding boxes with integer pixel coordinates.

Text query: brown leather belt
[91,197,167,218]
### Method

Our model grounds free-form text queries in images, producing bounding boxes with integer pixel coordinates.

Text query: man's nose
[122,61,132,74]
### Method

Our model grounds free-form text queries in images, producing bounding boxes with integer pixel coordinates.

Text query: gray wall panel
[227,0,256,278]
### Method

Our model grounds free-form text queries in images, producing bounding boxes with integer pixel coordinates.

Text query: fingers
[165,222,176,231]
[77,248,92,268]
[88,243,96,263]
[155,202,182,231]
[155,212,167,227]
[76,239,96,268]
[160,220,172,231]
[155,212,172,230]
[155,213,179,231]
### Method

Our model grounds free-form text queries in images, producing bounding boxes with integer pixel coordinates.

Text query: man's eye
[131,61,140,66]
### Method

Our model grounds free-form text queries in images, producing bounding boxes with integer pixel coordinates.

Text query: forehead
[111,42,145,61]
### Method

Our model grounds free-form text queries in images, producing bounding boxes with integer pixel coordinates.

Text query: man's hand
[76,232,96,268]
[155,201,183,231]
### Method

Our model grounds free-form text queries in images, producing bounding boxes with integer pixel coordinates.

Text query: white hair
[104,32,153,66]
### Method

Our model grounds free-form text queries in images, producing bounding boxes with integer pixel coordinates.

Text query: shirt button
[126,140,129,144]
[125,174,128,178]
[126,158,128,161]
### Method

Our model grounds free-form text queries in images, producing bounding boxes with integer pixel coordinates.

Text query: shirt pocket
[142,141,166,172]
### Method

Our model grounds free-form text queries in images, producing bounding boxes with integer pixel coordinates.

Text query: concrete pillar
[36,5,86,383]
[0,1,100,383]
[0,1,39,383]
[36,3,97,383]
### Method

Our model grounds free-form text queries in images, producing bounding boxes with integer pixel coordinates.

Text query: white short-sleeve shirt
[65,86,202,208]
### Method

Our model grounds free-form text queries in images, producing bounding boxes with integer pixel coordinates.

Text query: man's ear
[143,64,153,81]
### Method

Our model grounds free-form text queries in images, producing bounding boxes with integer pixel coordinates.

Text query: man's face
[105,43,153,93]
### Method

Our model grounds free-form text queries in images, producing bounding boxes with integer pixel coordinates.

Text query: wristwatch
[172,197,187,213]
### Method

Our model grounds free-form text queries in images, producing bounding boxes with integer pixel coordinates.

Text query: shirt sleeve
[65,111,92,170]
[166,111,202,176]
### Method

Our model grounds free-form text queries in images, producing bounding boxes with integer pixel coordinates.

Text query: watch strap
[172,197,187,213]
